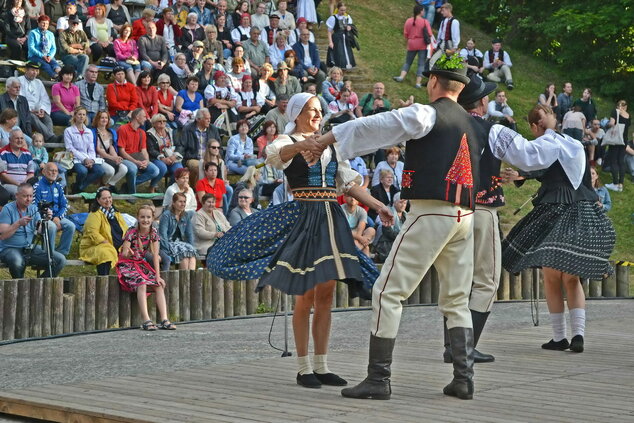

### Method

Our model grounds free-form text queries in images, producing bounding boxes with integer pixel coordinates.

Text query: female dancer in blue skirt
[502,104,615,353]
[209,93,393,388]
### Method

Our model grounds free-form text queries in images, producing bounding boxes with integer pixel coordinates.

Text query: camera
[38,200,53,220]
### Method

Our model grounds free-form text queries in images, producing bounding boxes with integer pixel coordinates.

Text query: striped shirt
[0,145,35,185]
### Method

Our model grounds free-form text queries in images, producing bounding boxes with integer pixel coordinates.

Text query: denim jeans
[223,183,234,215]
[122,159,161,194]
[0,245,66,278]
[423,4,436,26]
[401,49,427,77]
[144,249,171,271]
[152,159,182,184]
[45,218,77,256]
[51,110,72,126]
[28,56,61,78]
[73,162,106,192]
[61,54,89,77]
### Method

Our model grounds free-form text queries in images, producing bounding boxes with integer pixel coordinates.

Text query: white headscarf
[284,93,317,134]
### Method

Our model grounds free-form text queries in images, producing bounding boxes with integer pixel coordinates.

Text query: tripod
[34,217,54,278]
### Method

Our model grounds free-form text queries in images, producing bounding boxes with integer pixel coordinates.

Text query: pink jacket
[403,17,431,51]
[114,38,139,61]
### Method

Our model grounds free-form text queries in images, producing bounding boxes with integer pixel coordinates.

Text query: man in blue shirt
[34,162,76,256]
[0,183,66,278]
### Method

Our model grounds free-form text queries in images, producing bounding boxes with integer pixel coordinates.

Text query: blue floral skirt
[207,201,378,299]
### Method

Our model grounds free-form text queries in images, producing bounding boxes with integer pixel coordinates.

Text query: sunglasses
[209,146,220,149]
[238,196,251,199]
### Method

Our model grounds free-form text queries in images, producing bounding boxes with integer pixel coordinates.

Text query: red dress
[116,227,160,292]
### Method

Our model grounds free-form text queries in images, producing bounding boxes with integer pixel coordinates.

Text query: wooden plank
[336,281,348,309]
[233,280,246,316]
[520,269,531,300]
[107,276,120,328]
[602,261,617,297]
[85,276,97,331]
[119,286,131,328]
[72,276,86,332]
[16,279,29,339]
[96,276,109,330]
[616,265,629,297]
[259,284,272,310]
[589,279,602,297]
[167,270,180,321]
[190,270,203,320]
[498,269,510,300]
[0,281,4,339]
[509,272,520,299]
[41,278,52,337]
[211,274,224,318]
[130,292,142,328]
[202,271,212,319]
[28,278,44,338]
[179,269,190,321]
[51,278,64,335]
[245,279,258,315]
[62,294,74,333]
[224,279,234,317]
[421,269,432,303]
[430,266,439,303]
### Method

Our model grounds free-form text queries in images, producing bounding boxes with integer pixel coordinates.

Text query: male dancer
[443,74,500,364]
[315,55,592,401]
[319,55,481,400]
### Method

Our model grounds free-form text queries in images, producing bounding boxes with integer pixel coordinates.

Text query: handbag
[53,151,74,170]
[602,110,625,146]
[96,130,121,172]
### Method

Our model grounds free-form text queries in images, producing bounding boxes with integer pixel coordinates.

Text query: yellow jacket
[79,210,129,265]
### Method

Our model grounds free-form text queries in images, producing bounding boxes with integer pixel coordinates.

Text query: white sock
[569,308,586,337]
[549,312,567,341]
[313,354,330,375]
[297,355,313,375]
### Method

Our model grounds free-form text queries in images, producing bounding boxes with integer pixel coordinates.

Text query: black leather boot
[471,310,495,363]
[341,335,395,400]
[443,327,475,400]
[444,311,495,363]
[443,317,452,363]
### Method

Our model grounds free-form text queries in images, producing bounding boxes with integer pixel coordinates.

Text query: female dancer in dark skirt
[502,105,615,353]
[208,93,393,388]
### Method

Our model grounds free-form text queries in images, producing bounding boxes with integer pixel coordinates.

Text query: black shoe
[507,82,514,90]
[569,335,584,353]
[314,372,347,386]
[541,338,569,350]
[296,373,321,388]
[108,185,118,194]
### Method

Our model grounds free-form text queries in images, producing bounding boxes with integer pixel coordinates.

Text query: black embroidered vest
[472,116,505,207]
[401,98,480,209]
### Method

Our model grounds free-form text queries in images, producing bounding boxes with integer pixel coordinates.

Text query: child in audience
[29,133,48,175]
[117,205,176,331]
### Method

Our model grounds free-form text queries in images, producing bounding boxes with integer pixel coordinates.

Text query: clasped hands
[299,135,327,163]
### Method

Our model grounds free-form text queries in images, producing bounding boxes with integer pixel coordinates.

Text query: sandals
[159,319,177,330]
[141,320,158,331]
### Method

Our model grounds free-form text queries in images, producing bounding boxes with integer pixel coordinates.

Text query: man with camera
[0,183,66,278]
[34,162,76,256]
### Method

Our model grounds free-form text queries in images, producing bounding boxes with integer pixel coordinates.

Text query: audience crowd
[0,0,629,327]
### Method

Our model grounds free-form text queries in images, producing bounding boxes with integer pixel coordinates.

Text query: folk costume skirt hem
[207,201,377,299]
[502,201,615,279]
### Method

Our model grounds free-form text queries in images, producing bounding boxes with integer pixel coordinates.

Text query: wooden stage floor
[1,304,633,423]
